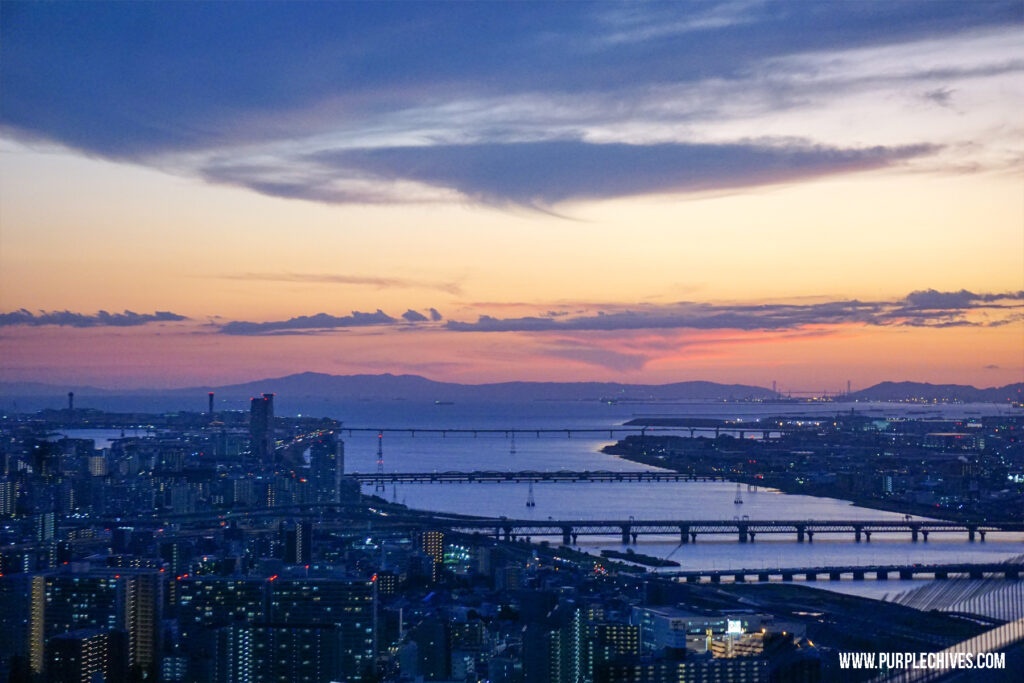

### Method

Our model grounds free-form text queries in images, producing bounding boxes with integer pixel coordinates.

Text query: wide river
[324,399,1022,600]
[58,399,1023,601]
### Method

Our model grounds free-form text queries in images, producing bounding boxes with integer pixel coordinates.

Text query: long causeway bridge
[434,518,1024,545]
[665,561,1024,583]
[342,423,797,439]
[348,470,729,484]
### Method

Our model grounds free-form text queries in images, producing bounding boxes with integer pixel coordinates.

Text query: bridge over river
[435,518,1024,545]
[348,470,730,484]
[664,561,1024,583]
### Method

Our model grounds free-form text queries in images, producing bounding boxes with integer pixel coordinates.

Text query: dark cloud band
[0,309,186,328]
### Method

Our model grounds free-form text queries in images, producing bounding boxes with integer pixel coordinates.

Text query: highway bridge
[347,470,731,484]
[341,424,796,439]
[434,518,1024,545]
[664,561,1024,583]
[100,502,1024,545]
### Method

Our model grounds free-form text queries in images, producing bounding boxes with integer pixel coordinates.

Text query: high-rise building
[178,578,266,653]
[0,574,46,677]
[420,531,444,563]
[269,578,377,680]
[310,432,344,503]
[249,394,275,465]
[0,479,17,518]
[279,521,312,565]
[38,569,162,676]
[45,629,110,683]
[215,624,344,683]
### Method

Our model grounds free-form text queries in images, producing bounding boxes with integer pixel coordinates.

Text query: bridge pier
[679,526,689,544]
[853,570,865,580]
[572,533,578,544]
[757,573,769,582]
[854,525,863,543]
[806,531,814,543]
[968,526,976,542]
[782,573,793,582]
[921,531,929,542]
[562,527,572,545]
[631,532,639,544]
[980,531,986,542]
[690,532,698,543]
[738,525,748,543]
[970,569,984,579]
[829,571,841,581]
[911,525,919,542]
[864,531,871,542]
[734,574,745,583]
[899,569,913,579]
[936,570,948,580]
[621,526,631,544]
[748,532,756,543]
[805,572,818,581]
[710,575,720,583]
[1005,568,1019,579]
[796,526,805,543]
[877,570,890,580]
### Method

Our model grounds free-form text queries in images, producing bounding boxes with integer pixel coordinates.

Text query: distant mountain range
[198,372,777,401]
[1,373,1020,404]
[847,381,1022,403]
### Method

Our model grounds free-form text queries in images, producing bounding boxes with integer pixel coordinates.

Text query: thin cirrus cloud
[218,272,462,295]
[0,309,187,328]
[1,2,1019,207]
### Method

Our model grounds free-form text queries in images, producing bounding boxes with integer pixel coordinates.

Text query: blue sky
[1,1,1022,388]
[3,1,1021,206]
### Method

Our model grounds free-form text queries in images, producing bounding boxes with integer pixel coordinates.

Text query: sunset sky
[1,1,1022,391]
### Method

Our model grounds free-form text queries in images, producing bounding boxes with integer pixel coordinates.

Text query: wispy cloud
[227,139,930,206]
[219,272,461,295]
[0,309,187,328]
[445,290,1024,333]
[1,2,1018,207]
[206,289,1023,337]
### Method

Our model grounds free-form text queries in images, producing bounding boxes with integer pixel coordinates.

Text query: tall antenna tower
[375,431,386,492]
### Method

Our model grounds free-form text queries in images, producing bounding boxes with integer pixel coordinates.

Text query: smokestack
[208,392,215,416]
[68,391,74,412]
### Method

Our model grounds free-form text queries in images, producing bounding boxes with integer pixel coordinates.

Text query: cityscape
[0,384,1022,682]
[2,2,1023,682]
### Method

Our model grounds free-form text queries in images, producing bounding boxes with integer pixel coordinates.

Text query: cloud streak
[204,289,1023,337]
[235,139,931,206]
[218,310,399,336]
[444,290,1024,333]
[218,272,461,295]
[0,309,187,328]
